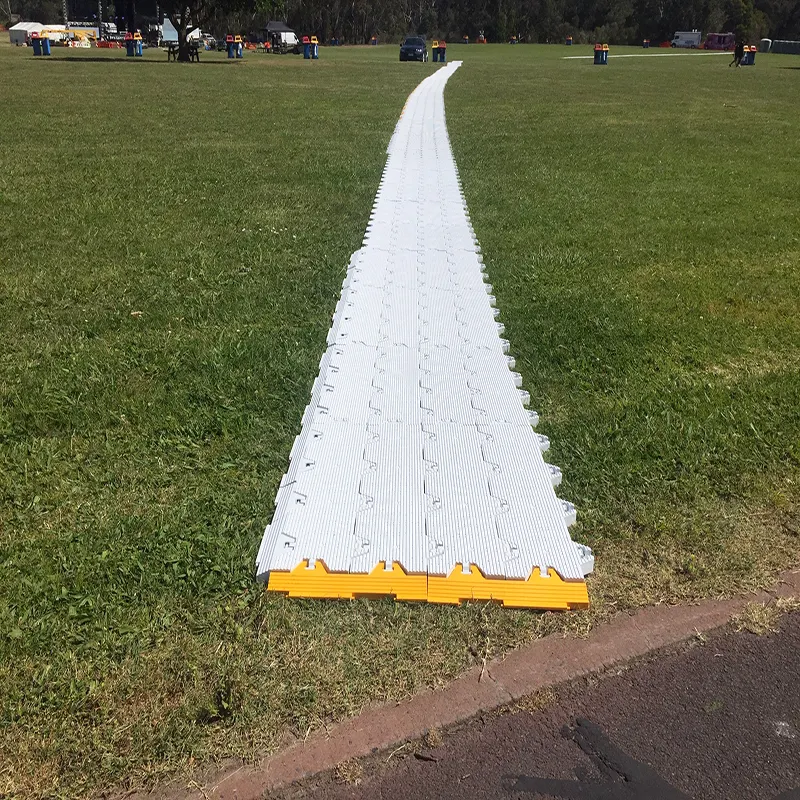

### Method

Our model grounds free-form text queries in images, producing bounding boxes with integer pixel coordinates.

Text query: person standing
[730,39,745,67]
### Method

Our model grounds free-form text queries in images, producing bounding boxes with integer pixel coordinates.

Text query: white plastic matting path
[256,62,593,609]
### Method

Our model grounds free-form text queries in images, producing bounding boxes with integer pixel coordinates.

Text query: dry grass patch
[706,349,800,384]
[423,727,444,748]
[512,689,557,715]
[776,596,800,613]
[733,602,782,635]
[333,758,364,785]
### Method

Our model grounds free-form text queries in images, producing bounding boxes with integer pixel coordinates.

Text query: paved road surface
[276,613,800,800]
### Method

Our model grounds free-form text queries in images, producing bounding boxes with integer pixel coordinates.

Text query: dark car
[400,36,427,62]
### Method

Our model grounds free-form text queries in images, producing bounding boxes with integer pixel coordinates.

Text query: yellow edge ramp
[267,560,428,602]
[427,564,589,610]
[267,561,588,610]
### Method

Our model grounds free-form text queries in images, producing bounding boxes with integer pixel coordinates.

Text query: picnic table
[166,43,200,61]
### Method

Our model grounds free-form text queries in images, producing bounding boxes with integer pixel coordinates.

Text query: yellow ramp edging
[267,561,588,610]
[267,560,428,601]
[427,564,589,610]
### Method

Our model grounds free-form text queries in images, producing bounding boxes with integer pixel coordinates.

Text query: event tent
[9,22,43,44]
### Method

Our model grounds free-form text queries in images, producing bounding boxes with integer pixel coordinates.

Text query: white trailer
[671,30,702,48]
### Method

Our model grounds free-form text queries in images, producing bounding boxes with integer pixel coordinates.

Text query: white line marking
[563,52,731,59]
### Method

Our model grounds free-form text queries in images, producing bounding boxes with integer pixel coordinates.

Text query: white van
[264,21,299,53]
[671,30,702,48]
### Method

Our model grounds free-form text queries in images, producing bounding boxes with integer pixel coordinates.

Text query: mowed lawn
[446,45,800,605]
[0,41,798,798]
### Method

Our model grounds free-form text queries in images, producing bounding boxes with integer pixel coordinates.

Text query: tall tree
[160,0,253,59]
[726,0,755,37]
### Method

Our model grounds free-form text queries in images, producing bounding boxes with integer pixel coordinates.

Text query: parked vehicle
[704,32,735,50]
[264,20,299,53]
[400,35,427,61]
[671,30,702,48]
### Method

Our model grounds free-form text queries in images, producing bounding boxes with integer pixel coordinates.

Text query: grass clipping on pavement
[0,43,798,798]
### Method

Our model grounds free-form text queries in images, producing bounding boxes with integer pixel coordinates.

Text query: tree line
[281,0,799,44]
[5,0,799,48]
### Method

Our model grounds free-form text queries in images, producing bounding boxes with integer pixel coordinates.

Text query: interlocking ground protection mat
[256,62,593,610]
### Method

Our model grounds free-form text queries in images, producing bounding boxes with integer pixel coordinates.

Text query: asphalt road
[276,612,800,800]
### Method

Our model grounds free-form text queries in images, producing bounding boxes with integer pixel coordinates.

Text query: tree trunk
[177,12,190,61]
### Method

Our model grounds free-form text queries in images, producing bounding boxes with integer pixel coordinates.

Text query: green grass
[0,42,798,798]
[446,44,800,603]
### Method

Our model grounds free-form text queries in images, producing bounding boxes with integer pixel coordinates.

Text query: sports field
[0,41,798,798]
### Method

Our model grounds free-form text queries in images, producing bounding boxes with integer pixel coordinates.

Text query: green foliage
[727,0,756,38]
[267,0,797,43]
[5,0,799,41]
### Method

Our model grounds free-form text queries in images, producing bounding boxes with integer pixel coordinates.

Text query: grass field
[1,41,798,798]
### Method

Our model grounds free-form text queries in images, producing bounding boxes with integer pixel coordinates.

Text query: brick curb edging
[145,570,800,800]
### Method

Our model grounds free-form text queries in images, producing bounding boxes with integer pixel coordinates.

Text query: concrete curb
[145,569,800,800]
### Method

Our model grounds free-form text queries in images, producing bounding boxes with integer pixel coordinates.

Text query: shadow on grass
[42,55,240,65]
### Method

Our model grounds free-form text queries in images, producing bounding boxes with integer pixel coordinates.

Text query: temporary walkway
[256,62,593,610]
